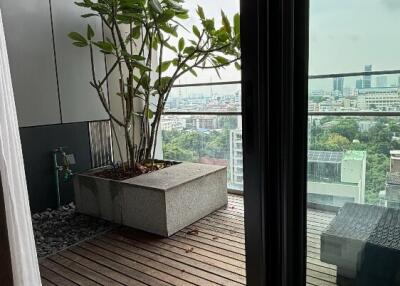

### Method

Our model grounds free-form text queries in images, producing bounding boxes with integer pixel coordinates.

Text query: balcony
[39,195,336,286]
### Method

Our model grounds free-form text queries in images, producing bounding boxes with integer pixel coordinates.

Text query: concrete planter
[73,162,227,237]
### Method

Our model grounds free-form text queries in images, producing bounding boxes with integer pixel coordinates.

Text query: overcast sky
[164,0,240,84]
[173,0,400,87]
[309,0,400,75]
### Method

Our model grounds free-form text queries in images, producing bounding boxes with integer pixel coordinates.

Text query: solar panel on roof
[308,150,344,163]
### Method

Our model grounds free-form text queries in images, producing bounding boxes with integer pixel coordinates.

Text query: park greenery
[69,0,240,172]
[309,117,400,203]
[162,116,236,161]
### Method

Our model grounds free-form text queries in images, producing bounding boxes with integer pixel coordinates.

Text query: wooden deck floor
[39,195,337,286]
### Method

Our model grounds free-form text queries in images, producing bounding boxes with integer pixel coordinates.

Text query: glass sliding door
[307,1,400,285]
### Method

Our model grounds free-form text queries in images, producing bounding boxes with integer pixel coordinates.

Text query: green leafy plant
[69,0,240,172]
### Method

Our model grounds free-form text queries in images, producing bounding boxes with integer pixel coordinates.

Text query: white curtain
[0,10,41,286]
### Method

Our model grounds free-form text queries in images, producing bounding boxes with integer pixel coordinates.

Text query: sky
[163,0,241,84]
[309,0,400,75]
[168,0,400,88]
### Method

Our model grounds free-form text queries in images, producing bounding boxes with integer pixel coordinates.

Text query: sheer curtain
[0,10,41,286]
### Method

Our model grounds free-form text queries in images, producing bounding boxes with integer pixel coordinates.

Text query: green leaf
[72,42,88,47]
[178,37,185,52]
[164,41,178,52]
[202,19,214,33]
[146,109,154,119]
[192,25,200,38]
[129,26,141,40]
[215,56,229,65]
[233,13,240,36]
[175,11,189,19]
[129,54,146,61]
[183,64,197,77]
[183,46,195,55]
[81,13,98,18]
[87,24,94,40]
[234,62,241,70]
[149,0,163,14]
[221,11,231,35]
[94,41,113,53]
[68,32,87,45]
[154,76,172,91]
[156,61,171,72]
[188,68,197,77]
[160,24,178,37]
[157,9,175,23]
[132,60,151,72]
[197,5,205,20]
[152,36,159,50]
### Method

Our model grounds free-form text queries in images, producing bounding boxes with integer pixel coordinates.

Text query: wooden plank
[81,239,207,286]
[39,195,337,286]
[183,224,245,245]
[59,250,147,286]
[108,230,246,275]
[180,227,245,249]
[174,232,245,255]
[39,265,80,286]
[41,278,57,286]
[49,254,125,286]
[41,259,100,286]
[193,221,245,239]
[97,235,245,285]
[70,245,172,286]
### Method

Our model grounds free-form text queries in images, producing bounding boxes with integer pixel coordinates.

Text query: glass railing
[308,70,400,209]
[307,70,400,286]
[161,81,243,191]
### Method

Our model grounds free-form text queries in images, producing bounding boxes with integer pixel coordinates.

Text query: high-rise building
[229,129,243,189]
[363,65,372,88]
[356,79,363,89]
[307,150,367,207]
[376,76,388,88]
[333,77,344,93]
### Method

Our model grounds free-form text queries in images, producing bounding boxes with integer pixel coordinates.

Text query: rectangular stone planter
[73,162,227,237]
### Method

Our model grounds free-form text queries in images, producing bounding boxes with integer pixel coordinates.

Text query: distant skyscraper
[363,65,372,88]
[356,79,363,89]
[376,76,388,88]
[333,77,344,93]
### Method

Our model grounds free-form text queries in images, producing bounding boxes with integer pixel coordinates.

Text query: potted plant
[70,0,241,236]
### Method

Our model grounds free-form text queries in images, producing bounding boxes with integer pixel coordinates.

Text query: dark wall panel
[19,123,91,213]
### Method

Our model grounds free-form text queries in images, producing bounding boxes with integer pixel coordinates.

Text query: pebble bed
[32,202,115,257]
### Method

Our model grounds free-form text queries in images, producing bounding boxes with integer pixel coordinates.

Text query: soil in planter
[94,160,179,181]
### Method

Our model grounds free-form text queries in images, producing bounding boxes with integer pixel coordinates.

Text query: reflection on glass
[308,114,400,285]
[161,115,243,191]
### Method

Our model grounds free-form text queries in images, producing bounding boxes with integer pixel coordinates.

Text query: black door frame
[241,0,309,285]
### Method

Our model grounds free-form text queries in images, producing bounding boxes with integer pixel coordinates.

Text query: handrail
[172,80,241,88]
[308,111,400,116]
[309,69,400,79]
[163,111,241,116]
[170,69,400,88]
[164,111,400,117]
